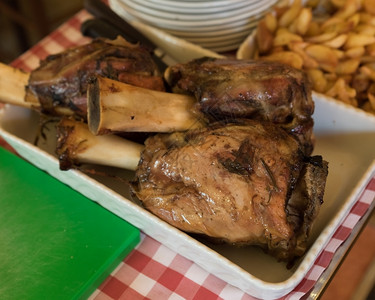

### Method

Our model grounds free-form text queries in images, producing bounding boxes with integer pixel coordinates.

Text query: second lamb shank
[165,57,314,155]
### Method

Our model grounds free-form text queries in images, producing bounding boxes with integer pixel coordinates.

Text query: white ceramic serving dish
[133,0,251,14]
[116,1,271,29]
[133,0,265,12]
[114,0,259,30]
[110,0,277,51]
[121,0,274,22]
[1,91,375,299]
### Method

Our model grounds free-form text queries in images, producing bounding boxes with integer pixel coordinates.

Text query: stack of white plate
[109,0,279,53]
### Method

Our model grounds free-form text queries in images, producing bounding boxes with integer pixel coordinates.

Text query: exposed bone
[87,76,203,135]
[0,63,36,108]
[56,118,143,171]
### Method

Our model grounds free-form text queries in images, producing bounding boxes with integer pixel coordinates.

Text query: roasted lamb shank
[165,57,314,155]
[131,120,328,262]
[25,36,165,118]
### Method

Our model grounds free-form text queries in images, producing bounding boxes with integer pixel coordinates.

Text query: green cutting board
[0,147,140,300]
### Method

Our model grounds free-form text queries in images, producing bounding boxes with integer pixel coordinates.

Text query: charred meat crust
[26,37,165,119]
[165,57,315,155]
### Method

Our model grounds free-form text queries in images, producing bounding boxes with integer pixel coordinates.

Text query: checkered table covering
[3,9,375,300]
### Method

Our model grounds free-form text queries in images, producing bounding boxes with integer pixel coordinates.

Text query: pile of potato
[252,0,375,114]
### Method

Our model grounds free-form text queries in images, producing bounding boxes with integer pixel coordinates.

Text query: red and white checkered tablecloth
[3,10,375,300]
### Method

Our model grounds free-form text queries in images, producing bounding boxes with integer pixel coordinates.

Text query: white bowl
[118,0,276,26]
[133,0,252,14]
[123,0,273,21]
[138,0,252,10]
[113,0,268,32]
[109,0,252,51]
[110,0,277,51]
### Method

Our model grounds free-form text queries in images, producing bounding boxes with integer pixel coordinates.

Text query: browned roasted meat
[165,57,314,155]
[25,36,165,119]
[131,120,328,262]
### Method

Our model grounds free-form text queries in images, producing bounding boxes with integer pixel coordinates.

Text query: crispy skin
[131,120,328,262]
[26,37,165,118]
[165,57,314,155]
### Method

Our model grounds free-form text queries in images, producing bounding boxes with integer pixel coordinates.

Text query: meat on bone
[131,120,328,262]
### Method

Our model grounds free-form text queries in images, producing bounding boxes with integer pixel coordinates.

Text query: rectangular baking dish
[1,91,375,299]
